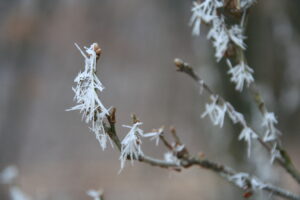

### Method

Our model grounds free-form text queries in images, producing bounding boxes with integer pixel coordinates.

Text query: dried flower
[227,61,254,91]
[202,95,227,128]
[67,43,110,150]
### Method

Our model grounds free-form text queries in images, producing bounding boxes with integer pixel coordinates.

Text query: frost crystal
[190,0,223,36]
[228,25,246,49]
[207,17,229,61]
[239,127,258,157]
[67,43,110,150]
[270,143,281,164]
[202,95,227,128]
[87,190,103,200]
[143,127,164,146]
[226,103,246,126]
[262,112,280,142]
[119,122,144,170]
[227,61,254,91]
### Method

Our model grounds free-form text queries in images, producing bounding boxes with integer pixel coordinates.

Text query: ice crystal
[239,127,258,157]
[143,127,164,146]
[202,95,227,128]
[227,61,254,91]
[262,112,280,142]
[270,143,281,164]
[67,43,110,150]
[190,0,223,36]
[228,25,246,49]
[207,17,229,61]
[119,122,144,170]
[87,190,103,200]
[226,103,246,126]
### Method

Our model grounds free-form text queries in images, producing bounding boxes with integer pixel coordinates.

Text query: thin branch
[174,58,300,184]
[103,112,300,200]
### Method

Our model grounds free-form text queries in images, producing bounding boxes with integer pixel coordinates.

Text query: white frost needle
[143,127,164,146]
[227,61,254,91]
[228,24,246,49]
[238,127,258,157]
[67,43,110,150]
[262,112,281,142]
[190,0,223,36]
[207,17,229,61]
[119,122,144,171]
[202,95,227,128]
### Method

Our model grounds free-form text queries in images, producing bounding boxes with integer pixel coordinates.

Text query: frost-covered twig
[102,113,300,200]
[67,43,110,150]
[175,57,300,184]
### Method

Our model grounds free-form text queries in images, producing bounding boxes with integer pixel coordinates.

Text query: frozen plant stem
[174,58,300,183]
[103,110,300,200]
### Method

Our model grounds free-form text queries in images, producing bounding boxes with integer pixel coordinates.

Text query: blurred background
[0,0,299,199]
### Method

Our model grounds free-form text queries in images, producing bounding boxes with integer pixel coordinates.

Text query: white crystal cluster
[67,43,110,150]
[202,95,258,156]
[119,122,162,171]
[190,0,255,91]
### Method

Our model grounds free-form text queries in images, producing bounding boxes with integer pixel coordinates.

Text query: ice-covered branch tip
[67,43,110,150]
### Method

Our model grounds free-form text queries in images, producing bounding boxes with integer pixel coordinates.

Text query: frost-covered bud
[227,60,254,91]
[202,95,227,128]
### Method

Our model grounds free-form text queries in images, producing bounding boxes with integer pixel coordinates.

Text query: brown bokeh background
[0,0,299,199]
